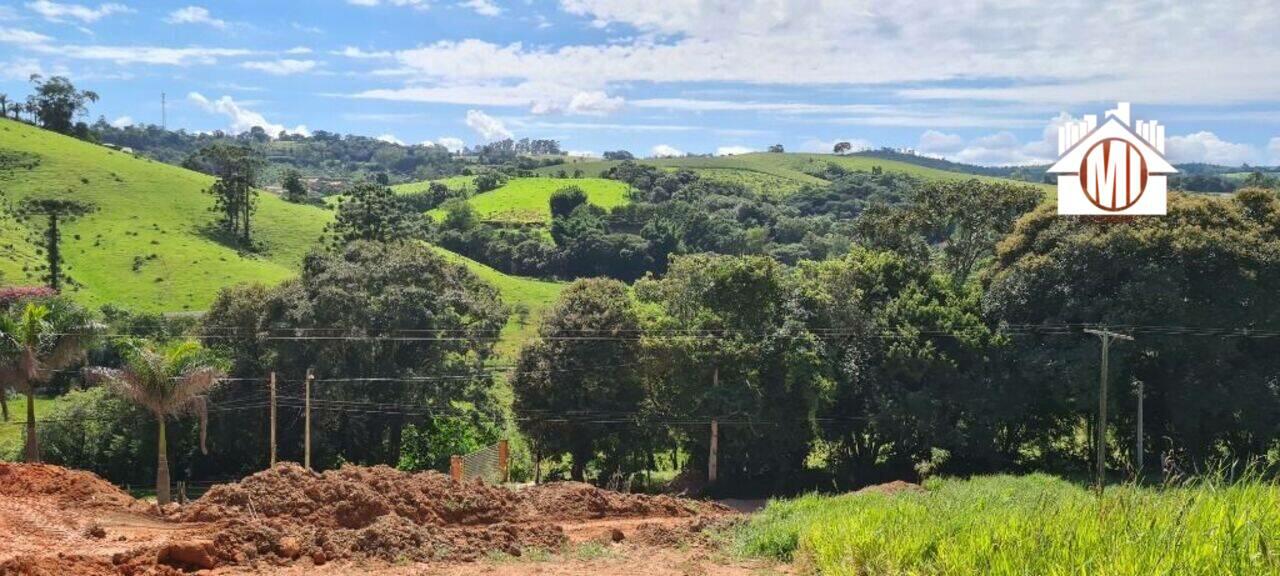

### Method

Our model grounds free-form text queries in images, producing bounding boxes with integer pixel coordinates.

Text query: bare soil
[0,463,776,576]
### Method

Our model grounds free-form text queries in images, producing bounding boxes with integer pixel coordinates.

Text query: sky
[2,0,1280,166]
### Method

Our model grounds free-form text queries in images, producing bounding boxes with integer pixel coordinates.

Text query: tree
[549,186,588,219]
[474,173,504,193]
[85,341,225,505]
[282,170,308,203]
[188,144,263,246]
[18,199,96,291]
[603,150,634,161]
[325,183,422,247]
[0,93,9,119]
[983,190,1280,471]
[768,144,785,153]
[201,242,508,470]
[833,141,852,155]
[0,299,97,462]
[26,75,98,135]
[512,279,644,481]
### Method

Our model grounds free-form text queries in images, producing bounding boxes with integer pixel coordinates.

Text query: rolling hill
[0,119,560,355]
[531,152,1055,197]
[424,177,631,224]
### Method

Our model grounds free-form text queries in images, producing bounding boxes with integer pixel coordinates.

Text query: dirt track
[0,463,787,576]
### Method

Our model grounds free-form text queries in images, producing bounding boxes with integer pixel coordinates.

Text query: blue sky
[2,0,1279,166]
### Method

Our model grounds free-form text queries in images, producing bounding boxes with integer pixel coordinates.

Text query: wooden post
[269,372,277,468]
[450,455,463,481]
[1134,379,1144,476]
[304,368,313,470]
[498,439,510,483]
[708,418,719,485]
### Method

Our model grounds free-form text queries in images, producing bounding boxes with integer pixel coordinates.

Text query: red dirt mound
[855,480,924,495]
[518,482,731,521]
[0,463,145,512]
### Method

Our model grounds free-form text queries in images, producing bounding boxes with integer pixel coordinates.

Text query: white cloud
[715,146,754,156]
[347,0,430,9]
[165,6,226,29]
[1165,132,1259,166]
[333,46,393,59]
[285,46,312,55]
[0,27,52,44]
[464,109,513,141]
[376,133,404,145]
[650,144,683,158]
[0,57,52,79]
[27,1,130,23]
[109,115,133,127]
[241,59,317,75]
[28,43,251,65]
[436,136,465,152]
[188,92,309,137]
[917,130,965,155]
[565,90,624,116]
[460,0,500,16]
[375,1,1280,106]
[1269,137,1280,165]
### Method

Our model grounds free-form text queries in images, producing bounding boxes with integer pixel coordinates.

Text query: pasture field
[533,152,1054,197]
[735,474,1280,575]
[426,177,631,224]
[390,175,476,195]
[0,396,58,455]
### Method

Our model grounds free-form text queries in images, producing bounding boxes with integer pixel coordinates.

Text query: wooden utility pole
[1084,328,1133,493]
[304,368,313,470]
[1134,379,1145,477]
[269,372,277,467]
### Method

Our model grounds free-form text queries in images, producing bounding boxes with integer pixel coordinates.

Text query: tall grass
[735,474,1280,575]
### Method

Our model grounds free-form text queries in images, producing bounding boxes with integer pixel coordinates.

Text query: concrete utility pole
[708,367,719,485]
[304,368,314,470]
[1084,328,1133,493]
[269,372,277,467]
[1133,379,1144,477]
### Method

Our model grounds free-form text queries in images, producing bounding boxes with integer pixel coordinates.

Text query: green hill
[391,175,476,195]
[425,177,630,224]
[0,118,332,312]
[0,120,557,355]
[533,152,1054,197]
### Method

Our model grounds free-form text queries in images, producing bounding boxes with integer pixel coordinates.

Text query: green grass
[390,175,476,195]
[0,118,333,312]
[0,396,60,458]
[532,153,1054,197]
[735,474,1280,575]
[427,245,563,357]
[426,177,631,224]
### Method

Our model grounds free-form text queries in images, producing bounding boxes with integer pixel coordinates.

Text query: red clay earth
[0,463,733,575]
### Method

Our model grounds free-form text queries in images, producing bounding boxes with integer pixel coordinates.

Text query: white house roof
[1047,116,1176,174]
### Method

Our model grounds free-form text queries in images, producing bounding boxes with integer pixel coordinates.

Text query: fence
[450,439,508,484]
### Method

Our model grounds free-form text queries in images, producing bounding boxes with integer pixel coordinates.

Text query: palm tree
[85,341,224,505]
[0,300,97,462]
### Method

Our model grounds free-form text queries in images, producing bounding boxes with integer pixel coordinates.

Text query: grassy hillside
[426,177,630,224]
[737,474,1280,575]
[390,175,475,195]
[534,152,1054,197]
[0,118,333,312]
[0,120,556,355]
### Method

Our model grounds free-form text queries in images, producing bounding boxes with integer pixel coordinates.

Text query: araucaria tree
[25,75,98,134]
[325,182,423,248]
[0,298,96,462]
[512,278,645,481]
[188,144,263,246]
[19,198,96,291]
[85,341,224,506]
[282,169,308,203]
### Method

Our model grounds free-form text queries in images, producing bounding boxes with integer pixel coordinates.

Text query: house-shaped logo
[1050,102,1176,215]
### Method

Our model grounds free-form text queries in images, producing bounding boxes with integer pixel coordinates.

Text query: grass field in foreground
[426,177,631,224]
[735,474,1280,575]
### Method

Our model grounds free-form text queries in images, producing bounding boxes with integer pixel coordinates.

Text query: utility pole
[269,372,277,468]
[304,368,313,470]
[1084,328,1133,493]
[1133,379,1144,477]
[708,367,719,485]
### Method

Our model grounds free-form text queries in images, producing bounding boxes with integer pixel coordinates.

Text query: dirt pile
[855,480,924,496]
[518,482,732,521]
[0,463,147,512]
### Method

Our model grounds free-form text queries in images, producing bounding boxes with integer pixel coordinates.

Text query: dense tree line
[512,189,1280,491]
